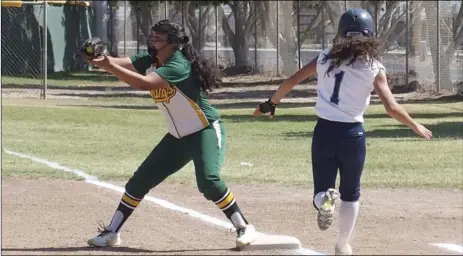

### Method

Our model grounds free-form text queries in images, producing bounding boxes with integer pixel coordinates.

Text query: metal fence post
[254,2,257,71]
[123,0,126,56]
[276,1,280,76]
[165,0,168,18]
[374,2,378,39]
[321,6,325,49]
[215,5,218,66]
[199,2,202,53]
[43,0,48,100]
[405,0,409,87]
[181,2,185,27]
[136,4,140,53]
[296,0,301,69]
[436,0,440,92]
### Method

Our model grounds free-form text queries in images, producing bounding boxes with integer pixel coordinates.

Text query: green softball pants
[125,120,228,201]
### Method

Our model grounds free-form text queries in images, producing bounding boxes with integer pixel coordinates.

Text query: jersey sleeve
[129,52,152,75]
[155,58,190,85]
[317,48,331,61]
[373,60,386,76]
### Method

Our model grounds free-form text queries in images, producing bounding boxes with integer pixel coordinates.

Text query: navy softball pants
[311,117,366,202]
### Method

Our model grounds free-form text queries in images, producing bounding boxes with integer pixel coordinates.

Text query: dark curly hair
[151,19,219,94]
[321,35,380,77]
[180,44,219,94]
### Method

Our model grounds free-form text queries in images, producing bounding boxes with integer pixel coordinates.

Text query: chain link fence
[2,0,462,97]
[1,2,47,97]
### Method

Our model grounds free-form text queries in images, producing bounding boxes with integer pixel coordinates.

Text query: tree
[424,1,463,88]
[184,1,215,52]
[128,1,213,53]
[217,1,259,73]
[129,1,163,47]
[107,0,119,56]
[257,1,336,76]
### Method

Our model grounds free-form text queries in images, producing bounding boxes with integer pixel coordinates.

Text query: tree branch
[217,4,235,49]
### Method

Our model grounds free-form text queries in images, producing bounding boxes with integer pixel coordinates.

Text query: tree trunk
[424,2,448,89]
[409,11,420,57]
[107,3,119,56]
[233,38,250,67]
[184,2,213,52]
[130,1,162,44]
[256,1,297,76]
[218,2,255,72]
[323,2,344,33]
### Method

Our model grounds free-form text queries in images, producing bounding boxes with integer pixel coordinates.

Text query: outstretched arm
[253,56,318,118]
[373,69,433,139]
[270,56,318,104]
[106,56,137,72]
[88,55,168,91]
[106,62,168,91]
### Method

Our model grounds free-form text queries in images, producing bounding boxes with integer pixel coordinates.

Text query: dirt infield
[2,179,462,255]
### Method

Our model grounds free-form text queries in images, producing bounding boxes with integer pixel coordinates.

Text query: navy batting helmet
[337,8,376,38]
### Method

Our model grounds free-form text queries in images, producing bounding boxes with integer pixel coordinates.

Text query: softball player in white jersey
[255,8,433,255]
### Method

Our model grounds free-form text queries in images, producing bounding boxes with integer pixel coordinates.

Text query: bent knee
[125,175,156,199]
[340,189,360,202]
[197,179,228,201]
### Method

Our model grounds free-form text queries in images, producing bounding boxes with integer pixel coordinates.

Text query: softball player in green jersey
[85,19,256,249]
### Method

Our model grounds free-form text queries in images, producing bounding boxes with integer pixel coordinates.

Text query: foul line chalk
[430,243,463,254]
[4,149,324,255]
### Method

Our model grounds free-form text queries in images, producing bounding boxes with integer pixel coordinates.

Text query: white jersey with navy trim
[315,48,386,123]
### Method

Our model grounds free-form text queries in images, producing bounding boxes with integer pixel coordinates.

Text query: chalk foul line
[3,149,323,255]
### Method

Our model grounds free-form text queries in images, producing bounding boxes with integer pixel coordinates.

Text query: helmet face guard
[147,20,189,62]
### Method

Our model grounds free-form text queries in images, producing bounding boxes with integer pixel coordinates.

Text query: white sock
[337,200,360,247]
[108,211,124,233]
[313,192,326,210]
[231,212,247,229]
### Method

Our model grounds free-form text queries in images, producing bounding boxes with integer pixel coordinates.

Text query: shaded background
[2,0,462,92]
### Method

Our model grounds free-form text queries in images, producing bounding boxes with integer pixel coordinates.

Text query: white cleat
[87,222,121,247]
[235,224,257,249]
[317,188,340,231]
[335,243,352,255]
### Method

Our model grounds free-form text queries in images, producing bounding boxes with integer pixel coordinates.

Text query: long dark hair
[151,19,219,94]
[321,35,380,76]
[180,43,219,94]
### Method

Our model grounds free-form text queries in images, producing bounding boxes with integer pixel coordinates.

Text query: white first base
[239,232,302,251]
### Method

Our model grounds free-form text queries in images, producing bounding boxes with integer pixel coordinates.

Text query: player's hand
[87,53,111,69]
[411,123,433,139]
[253,98,278,119]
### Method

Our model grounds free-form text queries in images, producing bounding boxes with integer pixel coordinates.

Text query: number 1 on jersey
[330,71,345,105]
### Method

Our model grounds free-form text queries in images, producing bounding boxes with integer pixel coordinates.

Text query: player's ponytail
[180,42,219,94]
[321,35,380,77]
[151,19,219,95]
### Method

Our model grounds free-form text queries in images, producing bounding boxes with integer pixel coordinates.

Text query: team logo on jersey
[150,85,177,103]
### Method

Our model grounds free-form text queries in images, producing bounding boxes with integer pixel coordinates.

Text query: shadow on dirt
[1,246,237,253]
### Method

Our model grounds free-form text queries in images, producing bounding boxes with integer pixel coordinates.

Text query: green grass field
[2,97,462,189]
[2,72,122,87]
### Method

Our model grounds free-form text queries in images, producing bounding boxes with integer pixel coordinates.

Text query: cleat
[335,243,352,255]
[235,224,257,248]
[317,188,340,231]
[87,221,121,247]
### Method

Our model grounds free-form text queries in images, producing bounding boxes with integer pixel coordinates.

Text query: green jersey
[130,51,220,138]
